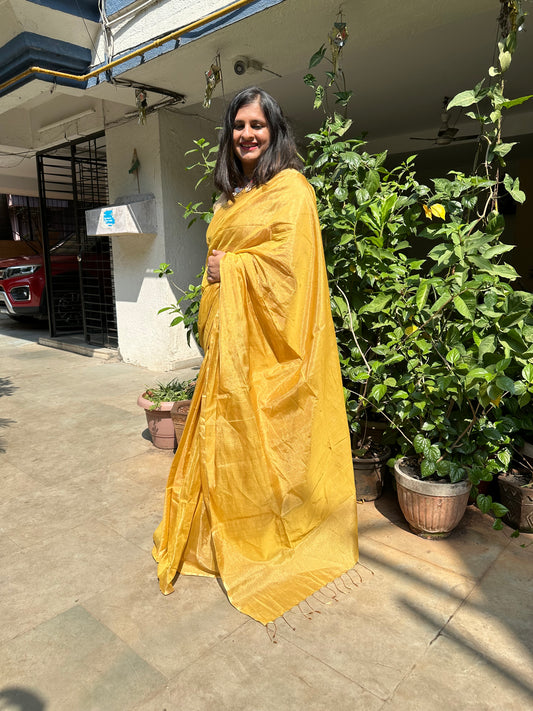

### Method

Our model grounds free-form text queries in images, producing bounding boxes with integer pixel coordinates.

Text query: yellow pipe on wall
[0,0,257,93]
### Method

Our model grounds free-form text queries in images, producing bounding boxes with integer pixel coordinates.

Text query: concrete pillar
[106,108,215,370]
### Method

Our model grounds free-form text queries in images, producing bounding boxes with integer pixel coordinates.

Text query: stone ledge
[38,335,120,361]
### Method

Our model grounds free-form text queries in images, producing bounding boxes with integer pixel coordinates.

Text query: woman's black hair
[214,87,303,202]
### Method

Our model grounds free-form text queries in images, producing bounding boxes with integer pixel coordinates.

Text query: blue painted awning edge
[87,0,286,87]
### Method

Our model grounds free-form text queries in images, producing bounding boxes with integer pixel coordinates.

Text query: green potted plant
[499,453,533,533]
[137,378,196,449]
[498,412,533,532]
[304,2,533,535]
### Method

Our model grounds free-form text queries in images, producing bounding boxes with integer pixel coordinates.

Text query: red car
[0,242,79,321]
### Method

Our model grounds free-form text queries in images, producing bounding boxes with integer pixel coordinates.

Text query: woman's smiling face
[232,100,271,178]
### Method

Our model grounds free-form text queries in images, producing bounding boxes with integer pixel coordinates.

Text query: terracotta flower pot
[170,399,192,448]
[137,394,177,450]
[393,458,472,539]
[353,446,391,502]
[498,471,533,532]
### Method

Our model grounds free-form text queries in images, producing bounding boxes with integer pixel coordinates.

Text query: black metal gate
[36,133,118,348]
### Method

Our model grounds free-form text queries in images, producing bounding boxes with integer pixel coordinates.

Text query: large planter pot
[498,471,533,532]
[170,399,192,448]
[137,394,177,450]
[353,446,391,502]
[393,458,472,539]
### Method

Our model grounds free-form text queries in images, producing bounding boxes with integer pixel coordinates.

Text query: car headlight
[4,264,41,278]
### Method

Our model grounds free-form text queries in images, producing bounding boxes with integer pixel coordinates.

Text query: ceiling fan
[410,96,479,146]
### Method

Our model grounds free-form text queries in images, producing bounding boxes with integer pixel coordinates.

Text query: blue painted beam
[0,33,92,97]
[26,0,100,22]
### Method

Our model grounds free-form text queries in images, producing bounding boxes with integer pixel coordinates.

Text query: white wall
[96,0,230,59]
[106,108,215,370]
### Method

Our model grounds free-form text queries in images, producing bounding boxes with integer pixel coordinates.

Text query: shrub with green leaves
[304,1,533,528]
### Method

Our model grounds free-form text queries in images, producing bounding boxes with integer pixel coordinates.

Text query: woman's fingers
[207,249,226,283]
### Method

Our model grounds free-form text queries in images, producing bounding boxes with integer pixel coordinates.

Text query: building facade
[0,0,532,368]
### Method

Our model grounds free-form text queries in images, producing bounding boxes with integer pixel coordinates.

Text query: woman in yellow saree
[153,88,358,625]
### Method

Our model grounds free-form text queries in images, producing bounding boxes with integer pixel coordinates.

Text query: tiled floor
[1,314,532,711]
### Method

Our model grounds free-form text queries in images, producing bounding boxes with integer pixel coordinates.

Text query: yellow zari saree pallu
[153,169,358,624]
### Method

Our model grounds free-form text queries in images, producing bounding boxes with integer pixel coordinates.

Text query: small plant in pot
[349,407,392,502]
[499,451,533,533]
[138,378,196,450]
[498,412,533,532]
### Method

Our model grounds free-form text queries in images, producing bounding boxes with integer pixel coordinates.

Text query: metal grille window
[37,133,118,348]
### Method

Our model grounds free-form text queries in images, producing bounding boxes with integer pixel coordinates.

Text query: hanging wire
[98,0,114,62]
[74,0,105,65]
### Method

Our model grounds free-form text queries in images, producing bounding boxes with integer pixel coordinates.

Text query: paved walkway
[1,314,532,711]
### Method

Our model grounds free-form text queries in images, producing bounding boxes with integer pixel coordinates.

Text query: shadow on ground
[0,686,47,710]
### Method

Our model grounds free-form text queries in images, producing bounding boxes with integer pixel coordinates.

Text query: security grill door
[37,133,118,348]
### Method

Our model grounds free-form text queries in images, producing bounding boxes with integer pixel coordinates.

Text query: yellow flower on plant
[423,203,446,220]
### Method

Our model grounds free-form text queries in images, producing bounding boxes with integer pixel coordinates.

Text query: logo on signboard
[103,209,115,227]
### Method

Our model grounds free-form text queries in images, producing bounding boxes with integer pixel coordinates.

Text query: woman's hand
[207,249,226,284]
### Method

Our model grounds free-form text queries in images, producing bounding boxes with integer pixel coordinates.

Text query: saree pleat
[153,169,358,624]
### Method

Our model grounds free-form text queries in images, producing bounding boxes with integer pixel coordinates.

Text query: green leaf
[364,170,380,197]
[476,494,492,514]
[499,329,527,353]
[503,174,526,203]
[447,90,478,109]
[522,363,533,383]
[370,383,387,402]
[491,502,509,518]
[453,295,473,320]
[495,375,515,393]
[360,293,392,313]
[492,519,504,530]
[483,243,514,259]
[335,90,354,106]
[314,85,325,110]
[492,142,516,158]
[420,459,436,477]
[465,367,490,385]
[496,449,511,468]
[499,49,512,72]
[469,255,518,279]
[334,185,348,201]
[486,212,505,237]
[449,464,466,484]
[500,94,533,110]
[413,434,427,454]
[436,460,451,478]
[446,348,461,365]
[381,193,398,223]
[355,188,370,205]
[416,281,430,310]
[309,45,326,68]
[426,444,440,463]
[430,290,451,314]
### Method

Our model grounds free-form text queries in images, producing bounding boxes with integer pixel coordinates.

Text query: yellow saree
[153,169,358,624]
